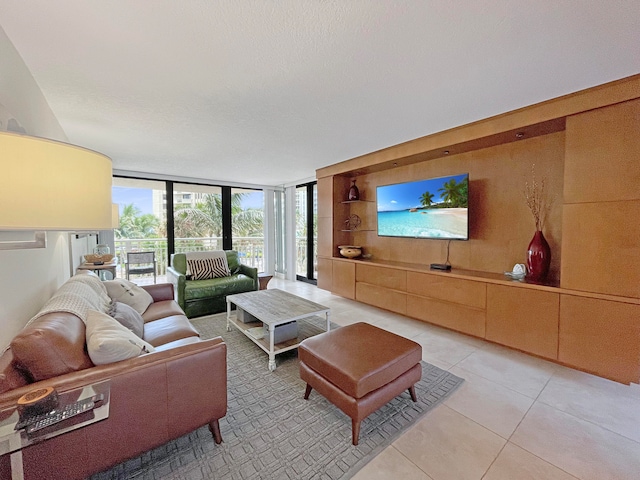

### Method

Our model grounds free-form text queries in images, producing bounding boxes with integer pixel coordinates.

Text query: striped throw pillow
[187,256,231,280]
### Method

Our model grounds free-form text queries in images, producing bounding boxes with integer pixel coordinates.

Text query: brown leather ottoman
[299,322,422,445]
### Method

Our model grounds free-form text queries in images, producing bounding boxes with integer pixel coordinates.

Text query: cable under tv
[430,263,451,271]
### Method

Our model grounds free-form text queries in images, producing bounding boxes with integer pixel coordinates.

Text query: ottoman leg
[409,385,417,402]
[352,419,361,446]
[304,384,313,400]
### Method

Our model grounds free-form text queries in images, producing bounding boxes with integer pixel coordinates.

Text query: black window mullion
[222,186,232,250]
[166,181,175,258]
[306,184,315,280]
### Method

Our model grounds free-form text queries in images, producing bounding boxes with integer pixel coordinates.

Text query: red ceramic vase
[526,230,551,281]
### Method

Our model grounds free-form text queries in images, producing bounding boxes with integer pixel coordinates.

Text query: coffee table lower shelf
[227,315,328,369]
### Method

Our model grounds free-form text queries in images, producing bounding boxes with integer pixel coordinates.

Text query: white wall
[0,233,72,349]
[0,27,66,141]
[0,25,71,350]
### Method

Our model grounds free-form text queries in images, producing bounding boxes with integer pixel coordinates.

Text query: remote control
[15,394,104,433]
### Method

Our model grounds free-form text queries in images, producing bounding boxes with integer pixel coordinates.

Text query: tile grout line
[389,444,437,480]
[496,369,583,480]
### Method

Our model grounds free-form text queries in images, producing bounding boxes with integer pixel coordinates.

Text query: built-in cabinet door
[356,283,407,315]
[561,99,640,298]
[356,264,406,290]
[405,271,487,337]
[332,260,355,299]
[316,257,333,291]
[354,264,407,314]
[559,294,640,384]
[406,294,486,337]
[486,284,560,360]
[406,272,486,309]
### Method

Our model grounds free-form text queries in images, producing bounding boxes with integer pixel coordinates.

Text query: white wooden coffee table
[226,289,331,371]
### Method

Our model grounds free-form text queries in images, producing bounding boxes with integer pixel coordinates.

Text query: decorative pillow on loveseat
[186,251,231,280]
[104,279,153,314]
[86,310,155,365]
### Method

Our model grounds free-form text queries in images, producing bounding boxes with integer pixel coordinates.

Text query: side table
[258,273,273,290]
[0,381,110,480]
[77,260,117,280]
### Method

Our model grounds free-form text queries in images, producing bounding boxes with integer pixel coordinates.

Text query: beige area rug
[92,313,463,480]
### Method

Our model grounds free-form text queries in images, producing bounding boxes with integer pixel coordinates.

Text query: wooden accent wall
[561,99,640,298]
[339,132,565,283]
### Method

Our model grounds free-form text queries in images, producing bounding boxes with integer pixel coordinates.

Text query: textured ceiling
[1,1,639,187]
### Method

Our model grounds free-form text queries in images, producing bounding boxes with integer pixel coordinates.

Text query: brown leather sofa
[0,281,227,480]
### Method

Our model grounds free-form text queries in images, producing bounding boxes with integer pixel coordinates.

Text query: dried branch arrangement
[523,164,553,231]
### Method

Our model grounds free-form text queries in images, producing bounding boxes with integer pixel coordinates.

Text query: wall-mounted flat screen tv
[377,173,469,240]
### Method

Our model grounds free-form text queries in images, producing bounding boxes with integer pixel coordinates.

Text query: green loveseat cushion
[184,274,255,301]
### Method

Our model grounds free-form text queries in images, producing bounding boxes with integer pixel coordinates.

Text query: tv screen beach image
[377,174,469,239]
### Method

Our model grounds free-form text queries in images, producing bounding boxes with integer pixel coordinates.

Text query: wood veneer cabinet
[316,75,640,384]
[356,264,406,291]
[355,264,407,314]
[559,295,640,384]
[356,283,407,315]
[320,257,640,383]
[316,257,333,292]
[406,272,486,337]
[406,294,486,338]
[406,272,486,309]
[486,284,560,360]
[331,260,355,299]
[561,99,640,298]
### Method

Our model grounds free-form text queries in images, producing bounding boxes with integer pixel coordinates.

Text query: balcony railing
[114,237,265,277]
[114,235,315,280]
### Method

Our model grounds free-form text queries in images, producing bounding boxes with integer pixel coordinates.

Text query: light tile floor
[267,277,640,480]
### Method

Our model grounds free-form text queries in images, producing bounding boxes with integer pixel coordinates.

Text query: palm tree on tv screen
[419,191,435,208]
[438,178,468,208]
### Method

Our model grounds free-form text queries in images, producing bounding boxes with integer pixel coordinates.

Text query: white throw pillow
[103,279,153,314]
[110,302,144,338]
[85,310,155,365]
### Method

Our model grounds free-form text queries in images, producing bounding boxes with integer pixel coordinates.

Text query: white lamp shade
[112,204,120,228]
[0,132,113,230]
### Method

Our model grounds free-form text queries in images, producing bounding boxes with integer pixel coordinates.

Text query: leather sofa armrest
[239,264,259,291]
[166,266,186,309]
[142,283,174,303]
[0,337,225,409]
[0,337,227,477]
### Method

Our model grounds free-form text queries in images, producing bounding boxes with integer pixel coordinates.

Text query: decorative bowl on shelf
[84,253,115,264]
[338,245,362,259]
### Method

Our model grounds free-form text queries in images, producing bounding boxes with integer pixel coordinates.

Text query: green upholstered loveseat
[166,251,258,318]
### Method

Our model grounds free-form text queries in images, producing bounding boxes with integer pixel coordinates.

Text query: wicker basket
[84,254,115,264]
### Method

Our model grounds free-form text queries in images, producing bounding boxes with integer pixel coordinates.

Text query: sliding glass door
[295,182,317,283]
[113,177,271,283]
[173,183,224,253]
[112,178,167,281]
[231,188,265,271]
